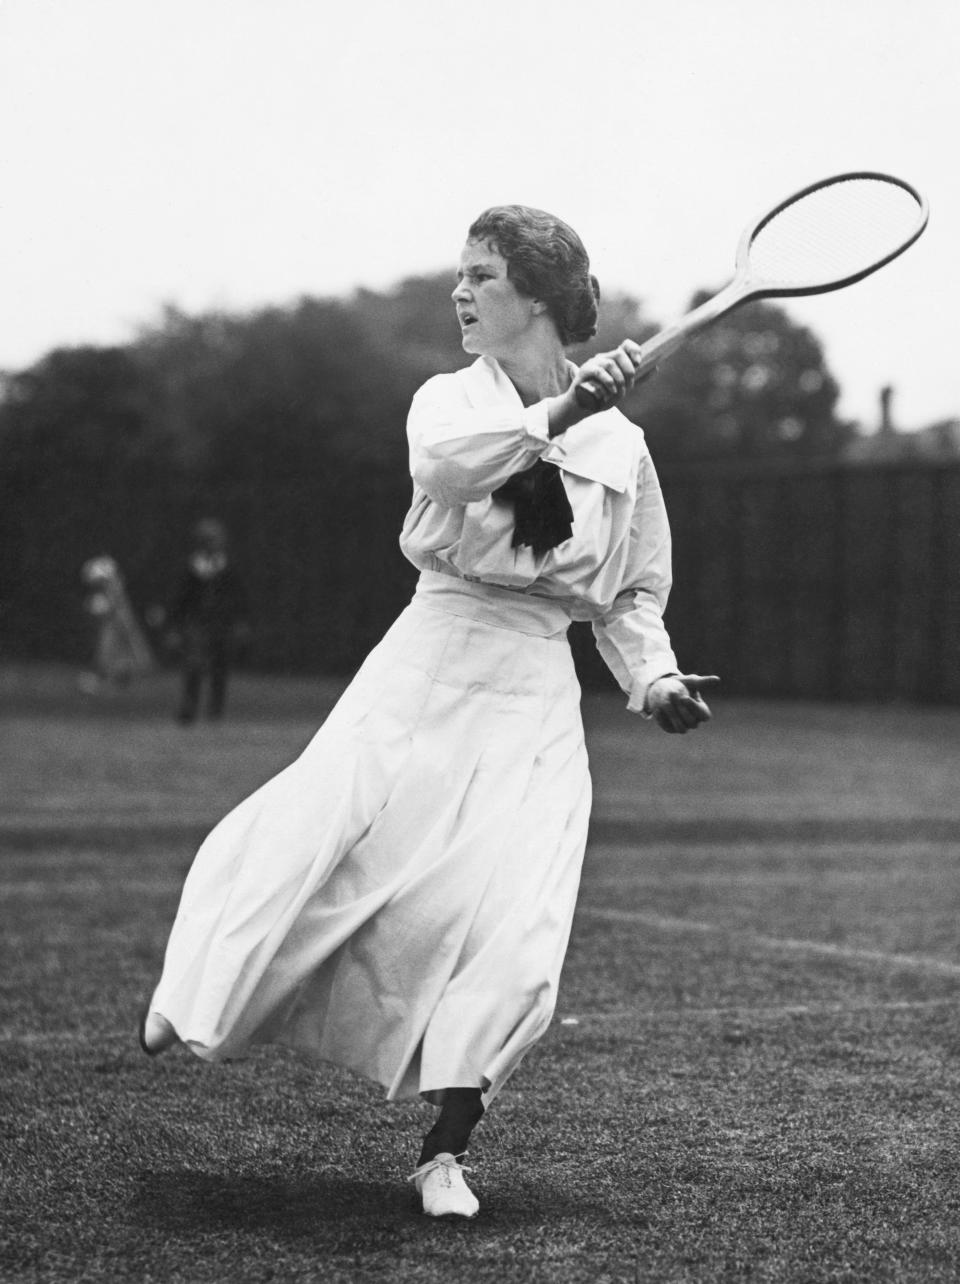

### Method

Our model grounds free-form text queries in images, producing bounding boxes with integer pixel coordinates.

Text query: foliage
[0,276,853,484]
[0,345,162,474]
[0,276,855,670]
[623,292,852,461]
[129,300,416,479]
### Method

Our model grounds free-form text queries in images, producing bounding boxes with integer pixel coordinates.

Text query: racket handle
[572,338,671,412]
[574,382,606,410]
[573,280,749,413]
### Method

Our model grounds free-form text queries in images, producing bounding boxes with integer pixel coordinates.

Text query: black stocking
[418,1088,485,1165]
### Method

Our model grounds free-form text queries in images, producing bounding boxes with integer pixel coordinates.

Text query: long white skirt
[148,571,592,1103]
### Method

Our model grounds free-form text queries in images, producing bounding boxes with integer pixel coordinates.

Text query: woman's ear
[531,298,549,316]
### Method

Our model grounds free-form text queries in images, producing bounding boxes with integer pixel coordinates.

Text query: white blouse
[399,355,679,714]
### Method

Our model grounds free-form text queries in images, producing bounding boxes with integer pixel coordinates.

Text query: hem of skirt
[160,1016,534,1109]
[173,1030,424,1101]
[418,1076,491,1107]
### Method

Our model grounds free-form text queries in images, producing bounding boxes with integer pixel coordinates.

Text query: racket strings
[746,177,924,288]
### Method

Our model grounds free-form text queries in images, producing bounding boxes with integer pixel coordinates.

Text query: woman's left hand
[646,673,720,734]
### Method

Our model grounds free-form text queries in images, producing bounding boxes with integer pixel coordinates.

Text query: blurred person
[78,555,153,693]
[165,519,249,724]
[140,206,717,1218]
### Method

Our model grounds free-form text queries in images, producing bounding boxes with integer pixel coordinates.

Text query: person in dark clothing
[167,519,249,723]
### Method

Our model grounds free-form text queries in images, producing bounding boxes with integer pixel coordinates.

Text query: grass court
[2,664,960,1282]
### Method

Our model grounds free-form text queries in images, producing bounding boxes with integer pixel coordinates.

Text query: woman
[140,205,717,1220]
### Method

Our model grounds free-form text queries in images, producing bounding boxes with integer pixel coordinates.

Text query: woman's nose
[451,280,470,303]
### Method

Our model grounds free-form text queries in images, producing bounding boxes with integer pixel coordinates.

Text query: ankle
[418,1088,485,1165]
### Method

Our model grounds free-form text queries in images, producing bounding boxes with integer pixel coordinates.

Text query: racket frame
[736,169,930,298]
[576,170,930,407]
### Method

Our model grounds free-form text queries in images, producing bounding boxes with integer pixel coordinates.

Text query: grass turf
[2,665,960,1282]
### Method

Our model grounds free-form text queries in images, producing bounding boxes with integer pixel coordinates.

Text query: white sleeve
[407,377,553,505]
[591,450,679,715]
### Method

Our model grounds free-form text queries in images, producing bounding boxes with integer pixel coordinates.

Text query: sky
[0,0,957,433]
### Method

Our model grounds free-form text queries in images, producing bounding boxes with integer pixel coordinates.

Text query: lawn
[2,664,960,1282]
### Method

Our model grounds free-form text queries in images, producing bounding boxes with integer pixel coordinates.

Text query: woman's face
[452,239,537,359]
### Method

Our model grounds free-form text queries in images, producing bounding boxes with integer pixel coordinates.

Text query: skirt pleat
[149,573,592,1102]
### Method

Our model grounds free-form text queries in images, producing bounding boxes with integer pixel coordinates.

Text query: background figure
[166,519,249,724]
[78,556,154,694]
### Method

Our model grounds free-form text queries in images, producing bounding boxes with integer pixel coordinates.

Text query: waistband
[413,571,571,638]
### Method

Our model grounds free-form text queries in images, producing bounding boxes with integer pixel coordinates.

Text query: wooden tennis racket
[576,171,930,409]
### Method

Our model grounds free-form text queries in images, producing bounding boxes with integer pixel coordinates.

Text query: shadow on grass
[133,1166,615,1241]
[134,1168,410,1239]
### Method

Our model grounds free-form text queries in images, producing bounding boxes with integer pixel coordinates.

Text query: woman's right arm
[408,378,556,506]
[409,340,650,507]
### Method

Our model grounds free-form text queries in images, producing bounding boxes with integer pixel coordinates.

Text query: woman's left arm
[592,451,717,728]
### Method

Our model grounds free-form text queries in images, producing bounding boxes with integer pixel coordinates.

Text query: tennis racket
[576,171,930,410]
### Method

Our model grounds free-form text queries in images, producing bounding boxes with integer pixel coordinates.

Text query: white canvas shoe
[409,1152,479,1218]
[138,1007,178,1057]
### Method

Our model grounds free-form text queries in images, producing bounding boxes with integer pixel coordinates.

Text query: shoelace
[407,1152,473,1185]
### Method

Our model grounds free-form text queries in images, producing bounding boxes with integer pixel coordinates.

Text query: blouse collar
[462,356,638,493]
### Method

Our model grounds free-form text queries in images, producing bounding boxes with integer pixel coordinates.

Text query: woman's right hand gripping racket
[576,171,930,411]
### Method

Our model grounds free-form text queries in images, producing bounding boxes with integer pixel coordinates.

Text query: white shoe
[138,1007,178,1057]
[409,1152,479,1218]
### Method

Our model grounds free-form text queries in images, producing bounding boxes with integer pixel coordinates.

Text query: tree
[130,298,415,479]
[0,278,853,490]
[620,294,851,461]
[0,345,157,472]
[352,273,468,385]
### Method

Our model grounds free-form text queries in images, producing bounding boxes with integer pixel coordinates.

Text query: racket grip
[574,381,606,411]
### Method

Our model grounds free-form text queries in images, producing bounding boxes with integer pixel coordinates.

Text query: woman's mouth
[459,312,478,329]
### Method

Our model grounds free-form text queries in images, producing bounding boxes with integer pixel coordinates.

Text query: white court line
[2,997,957,1050]
[586,869,947,888]
[7,878,959,976]
[0,877,180,897]
[7,882,959,976]
[556,997,960,1025]
[0,1030,102,1047]
[577,905,960,976]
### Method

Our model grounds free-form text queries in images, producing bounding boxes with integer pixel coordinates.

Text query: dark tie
[493,459,574,555]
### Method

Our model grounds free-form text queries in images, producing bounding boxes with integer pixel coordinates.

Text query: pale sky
[1,0,957,432]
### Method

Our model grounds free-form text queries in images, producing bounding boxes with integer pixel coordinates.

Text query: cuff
[521,400,552,450]
[626,665,680,718]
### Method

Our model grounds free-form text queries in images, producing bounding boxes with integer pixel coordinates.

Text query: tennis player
[140,205,717,1219]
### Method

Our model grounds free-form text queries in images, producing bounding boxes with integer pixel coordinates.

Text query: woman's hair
[467,205,600,346]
